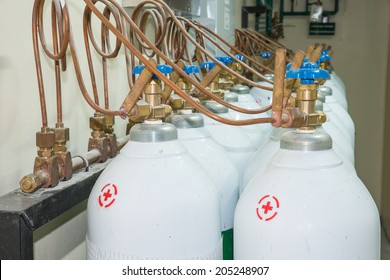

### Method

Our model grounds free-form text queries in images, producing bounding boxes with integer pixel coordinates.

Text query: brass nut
[90,115,106,130]
[105,115,115,127]
[88,137,108,163]
[282,108,305,128]
[38,148,54,158]
[20,174,43,193]
[56,150,73,181]
[33,156,60,188]
[54,127,70,143]
[106,133,118,158]
[169,94,184,111]
[306,112,326,127]
[163,104,173,119]
[151,105,167,119]
[36,130,55,148]
[129,100,151,123]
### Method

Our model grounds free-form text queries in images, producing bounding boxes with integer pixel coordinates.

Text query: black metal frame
[0,167,104,259]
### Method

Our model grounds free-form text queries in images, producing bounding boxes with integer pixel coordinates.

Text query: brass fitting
[296,84,317,114]
[168,94,185,111]
[88,113,108,163]
[54,124,72,181]
[20,171,48,193]
[282,84,327,129]
[128,99,152,123]
[104,115,118,158]
[19,127,60,192]
[281,108,326,129]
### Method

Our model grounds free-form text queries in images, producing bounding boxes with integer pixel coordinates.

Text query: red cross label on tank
[256,195,280,222]
[98,183,118,208]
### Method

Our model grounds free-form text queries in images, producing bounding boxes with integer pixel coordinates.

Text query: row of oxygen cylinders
[86,54,380,260]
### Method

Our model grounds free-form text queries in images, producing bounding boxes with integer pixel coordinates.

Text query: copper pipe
[309,45,324,62]
[161,60,186,102]
[71,135,128,172]
[85,0,274,124]
[304,44,315,59]
[272,48,286,128]
[182,19,275,83]
[120,59,156,116]
[32,0,70,127]
[284,50,305,106]
[83,0,273,118]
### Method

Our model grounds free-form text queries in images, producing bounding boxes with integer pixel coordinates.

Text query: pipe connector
[88,113,109,163]
[54,125,72,181]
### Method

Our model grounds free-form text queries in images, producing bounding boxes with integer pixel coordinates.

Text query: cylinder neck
[280,129,332,151]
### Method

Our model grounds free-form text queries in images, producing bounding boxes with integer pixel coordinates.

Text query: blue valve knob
[183,65,200,75]
[286,57,311,71]
[133,64,173,79]
[318,53,331,63]
[259,51,272,58]
[235,54,246,61]
[216,56,234,65]
[200,61,216,70]
[285,62,329,84]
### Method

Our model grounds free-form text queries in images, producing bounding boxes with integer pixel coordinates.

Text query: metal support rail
[0,162,108,259]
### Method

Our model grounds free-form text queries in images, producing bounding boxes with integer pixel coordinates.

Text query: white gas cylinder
[241,127,292,193]
[323,78,348,110]
[319,86,355,148]
[166,112,239,259]
[87,121,222,259]
[201,101,256,180]
[322,103,355,165]
[234,129,380,259]
[224,91,269,149]
[249,73,274,112]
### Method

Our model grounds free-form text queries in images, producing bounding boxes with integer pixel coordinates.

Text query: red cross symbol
[98,183,118,208]
[256,195,280,222]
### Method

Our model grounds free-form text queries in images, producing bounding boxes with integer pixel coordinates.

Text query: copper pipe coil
[83,0,276,124]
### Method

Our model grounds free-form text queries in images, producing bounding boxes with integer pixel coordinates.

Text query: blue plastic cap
[285,62,329,84]
[259,51,272,58]
[322,49,329,55]
[200,61,216,70]
[318,54,331,63]
[235,54,246,61]
[133,64,173,79]
[133,65,145,74]
[286,57,309,71]
[183,65,200,75]
[216,56,234,65]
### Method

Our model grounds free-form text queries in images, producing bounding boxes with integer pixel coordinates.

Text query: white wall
[0,0,128,259]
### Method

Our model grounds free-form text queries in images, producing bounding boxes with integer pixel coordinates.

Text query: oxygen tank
[87,121,222,259]
[166,113,239,260]
[234,129,380,259]
[87,64,222,259]
[201,100,255,180]
[319,85,355,148]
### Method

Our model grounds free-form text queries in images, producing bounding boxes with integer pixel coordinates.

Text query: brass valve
[197,61,224,101]
[20,127,60,192]
[88,113,109,163]
[54,123,72,181]
[168,65,201,111]
[283,61,330,130]
[104,115,118,158]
